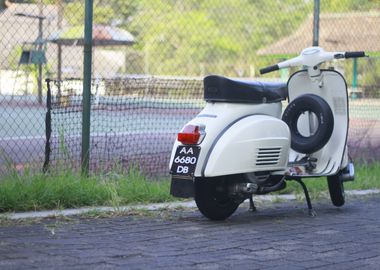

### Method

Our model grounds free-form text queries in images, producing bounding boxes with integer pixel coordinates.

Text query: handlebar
[259,65,279,75]
[260,47,367,75]
[344,51,366,59]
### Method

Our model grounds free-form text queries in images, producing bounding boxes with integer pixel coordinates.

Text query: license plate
[170,146,200,177]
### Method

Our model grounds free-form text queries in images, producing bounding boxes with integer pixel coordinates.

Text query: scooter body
[169,47,365,220]
[170,101,290,178]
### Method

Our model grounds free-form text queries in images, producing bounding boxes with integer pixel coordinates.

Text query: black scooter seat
[204,75,288,104]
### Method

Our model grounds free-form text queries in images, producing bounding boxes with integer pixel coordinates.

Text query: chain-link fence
[1,1,380,176]
[44,77,203,176]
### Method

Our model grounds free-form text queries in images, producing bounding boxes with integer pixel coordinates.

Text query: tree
[64,1,115,26]
[127,0,312,76]
[57,0,380,78]
[321,0,380,12]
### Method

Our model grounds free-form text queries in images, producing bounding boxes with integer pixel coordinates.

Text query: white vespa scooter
[169,47,366,220]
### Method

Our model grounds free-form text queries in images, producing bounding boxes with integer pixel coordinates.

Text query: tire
[282,94,334,154]
[194,176,240,221]
[327,172,345,207]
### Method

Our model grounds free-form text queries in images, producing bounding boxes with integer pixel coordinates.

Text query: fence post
[313,0,320,46]
[81,0,93,176]
[43,79,52,173]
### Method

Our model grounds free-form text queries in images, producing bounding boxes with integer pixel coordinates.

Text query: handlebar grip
[345,51,366,58]
[260,64,279,74]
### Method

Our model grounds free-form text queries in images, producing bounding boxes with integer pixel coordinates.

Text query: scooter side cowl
[203,115,290,177]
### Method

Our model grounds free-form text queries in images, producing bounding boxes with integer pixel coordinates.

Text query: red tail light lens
[178,125,205,145]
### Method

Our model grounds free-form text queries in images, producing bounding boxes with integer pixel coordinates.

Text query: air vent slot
[256,147,281,166]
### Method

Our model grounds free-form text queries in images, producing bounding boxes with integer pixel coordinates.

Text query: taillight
[177,125,205,145]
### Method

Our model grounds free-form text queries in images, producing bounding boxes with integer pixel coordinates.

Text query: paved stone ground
[1,195,380,270]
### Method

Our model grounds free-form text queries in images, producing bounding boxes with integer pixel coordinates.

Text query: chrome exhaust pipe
[341,163,355,182]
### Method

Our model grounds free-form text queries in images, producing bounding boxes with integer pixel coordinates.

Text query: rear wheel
[194,176,240,221]
[327,172,345,207]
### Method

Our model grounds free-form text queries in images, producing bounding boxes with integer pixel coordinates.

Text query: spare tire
[282,94,334,154]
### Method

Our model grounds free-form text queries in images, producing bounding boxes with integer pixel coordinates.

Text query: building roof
[48,25,135,46]
[257,12,380,56]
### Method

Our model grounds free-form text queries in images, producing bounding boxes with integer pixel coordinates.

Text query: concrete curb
[1,189,379,220]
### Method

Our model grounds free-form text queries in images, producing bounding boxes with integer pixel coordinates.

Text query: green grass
[0,168,175,213]
[0,163,379,213]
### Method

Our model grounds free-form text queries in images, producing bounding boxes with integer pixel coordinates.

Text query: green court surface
[0,100,202,138]
[1,98,379,139]
[0,106,46,138]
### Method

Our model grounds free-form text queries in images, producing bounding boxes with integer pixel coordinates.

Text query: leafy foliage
[120,0,313,76]
[9,0,380,80]
[321,0,380,12]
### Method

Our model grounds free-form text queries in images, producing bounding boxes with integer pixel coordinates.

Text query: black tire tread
[194,177,239,221]
[327,173,345,207]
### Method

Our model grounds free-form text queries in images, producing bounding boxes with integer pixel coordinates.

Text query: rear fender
[202,115,290,177]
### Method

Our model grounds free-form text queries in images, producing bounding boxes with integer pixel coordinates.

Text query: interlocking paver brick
[1,195,380,269]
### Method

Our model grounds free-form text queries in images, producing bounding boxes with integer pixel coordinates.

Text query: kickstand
[293,179,316,217]
[249,196,256,212]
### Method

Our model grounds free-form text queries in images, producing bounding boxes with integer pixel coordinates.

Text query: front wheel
[327,172,345,207]
[194,176,240,221]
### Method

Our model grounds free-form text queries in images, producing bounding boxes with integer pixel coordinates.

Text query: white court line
[0,131,176,142]
[0,135,46,141]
